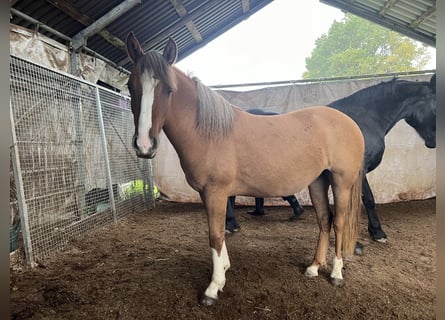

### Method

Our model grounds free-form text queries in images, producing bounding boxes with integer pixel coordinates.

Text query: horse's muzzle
[132,134,158,159]
[425,140,436,149]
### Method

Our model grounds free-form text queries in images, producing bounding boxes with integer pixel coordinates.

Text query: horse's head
[402,74,436,148]
[126,32,178,159]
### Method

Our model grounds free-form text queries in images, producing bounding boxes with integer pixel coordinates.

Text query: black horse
[238,74,436,246]
[331,74,436,243]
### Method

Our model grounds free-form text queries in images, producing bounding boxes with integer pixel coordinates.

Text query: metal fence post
[145,159,156,209]
[10,100,36,267]
[95,87,117,222]
[71,82,87,220]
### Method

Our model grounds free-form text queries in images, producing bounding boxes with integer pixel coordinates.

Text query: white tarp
[153,75,436,206]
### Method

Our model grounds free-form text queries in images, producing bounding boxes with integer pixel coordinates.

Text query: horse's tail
[342,169,362,257]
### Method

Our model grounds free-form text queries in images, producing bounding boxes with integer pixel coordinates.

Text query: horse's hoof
[247,210,264,216]
[200,295,217,306]
[354,242,364,256]
[289,213,301,221]
[370,229,387,242]
[375,237,387,243]
[225,227,240,235]
[304,265,318,278]
[330,277,345,287]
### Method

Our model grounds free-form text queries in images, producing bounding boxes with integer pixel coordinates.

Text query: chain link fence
[10,55,155,265]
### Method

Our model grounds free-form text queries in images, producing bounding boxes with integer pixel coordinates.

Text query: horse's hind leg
[362,176,387,242]
[329,172,361,287]
[199,190,231,306]
[328,181,351,287]
[305,173,332,278]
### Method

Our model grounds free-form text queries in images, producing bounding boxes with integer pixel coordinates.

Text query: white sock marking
[330,256,344,280]
[204,241,230,300]
[305,264,319,278]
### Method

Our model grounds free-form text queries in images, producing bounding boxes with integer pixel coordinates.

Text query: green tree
[303,14,431,79]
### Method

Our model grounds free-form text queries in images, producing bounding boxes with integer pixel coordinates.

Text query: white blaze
[137,71,158,154]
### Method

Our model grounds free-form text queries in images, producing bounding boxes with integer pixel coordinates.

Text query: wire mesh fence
[10,55,155,265]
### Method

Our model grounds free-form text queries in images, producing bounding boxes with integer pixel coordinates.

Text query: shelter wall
[10,24,128,92]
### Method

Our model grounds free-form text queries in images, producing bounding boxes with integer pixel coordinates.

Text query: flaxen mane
[193,77,234,139]
[139,51,234,139]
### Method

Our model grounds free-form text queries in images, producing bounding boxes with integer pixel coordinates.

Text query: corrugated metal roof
[10,0,274,71]
[321,0,436,47]
[10,0,435,73]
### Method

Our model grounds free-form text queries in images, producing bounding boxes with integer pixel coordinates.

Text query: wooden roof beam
[242,0,250,13]
[118,0,221,66]
[409,4,436,28]
[46,0,127,50]
[379,0,398,17]
[170,0,203,43]
[71,0,141,51]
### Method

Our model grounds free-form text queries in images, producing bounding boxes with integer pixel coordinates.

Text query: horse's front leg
[200,191,231,306]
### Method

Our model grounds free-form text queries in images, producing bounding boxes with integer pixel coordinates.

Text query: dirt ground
[10,198,435,320]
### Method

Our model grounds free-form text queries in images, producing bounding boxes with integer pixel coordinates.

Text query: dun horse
[125,33,364,305]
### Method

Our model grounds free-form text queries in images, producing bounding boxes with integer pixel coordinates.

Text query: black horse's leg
[225,196,239,233]
[247,197,265,216]
[284,195,304,220]
[362,177,387,241]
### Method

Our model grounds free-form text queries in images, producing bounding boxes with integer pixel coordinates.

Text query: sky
[176,0,436,87]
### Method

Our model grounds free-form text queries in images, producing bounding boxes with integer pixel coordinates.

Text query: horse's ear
[126,32,144,63]
[163,37,178,65]
[430,74,436,94]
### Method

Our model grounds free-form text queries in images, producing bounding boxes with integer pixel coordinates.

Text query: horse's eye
[167,87,173,95]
